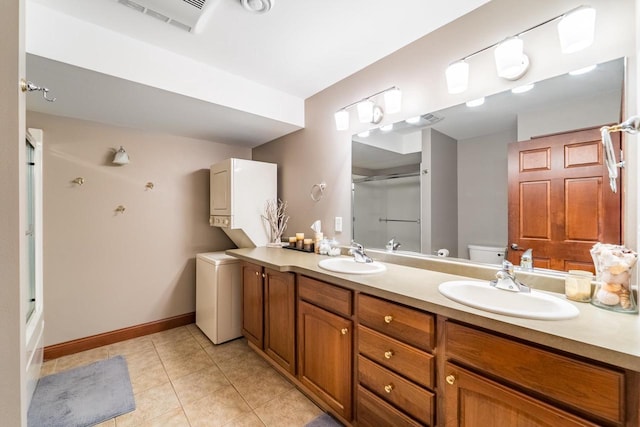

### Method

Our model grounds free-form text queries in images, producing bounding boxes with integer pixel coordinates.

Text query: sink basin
[438,280,579,320]
[318,258,386,275]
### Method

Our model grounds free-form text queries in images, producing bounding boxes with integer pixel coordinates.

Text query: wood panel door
[241,262,264,349]
[264,268,296,374]
[443,363,599,427]
[298,300,353,420]
[507,127,621,272]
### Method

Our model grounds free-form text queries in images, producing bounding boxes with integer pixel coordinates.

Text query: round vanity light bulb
[380,124,393,132]
[357,130,370,138]
[569,64,597,76]
[558,6,596,54]
[405,116,421,124]
[446,60,469,94]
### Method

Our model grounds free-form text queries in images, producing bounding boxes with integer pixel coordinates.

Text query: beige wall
[0,0,27,424]
[27,112,250,346]
[253,0,636,249]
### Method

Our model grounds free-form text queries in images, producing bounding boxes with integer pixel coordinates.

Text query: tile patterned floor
[40,324,323,427]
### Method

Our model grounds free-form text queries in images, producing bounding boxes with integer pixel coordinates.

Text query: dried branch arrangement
[261,199,289,244]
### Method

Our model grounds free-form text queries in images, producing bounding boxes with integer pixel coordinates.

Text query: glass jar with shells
[590,243,638,314]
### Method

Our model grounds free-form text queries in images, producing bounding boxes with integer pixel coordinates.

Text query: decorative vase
[590,243,638,314]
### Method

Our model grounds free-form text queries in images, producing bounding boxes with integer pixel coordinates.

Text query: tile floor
[40,324,323,427]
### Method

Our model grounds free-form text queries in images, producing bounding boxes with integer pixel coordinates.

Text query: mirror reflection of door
[507,127,622,272]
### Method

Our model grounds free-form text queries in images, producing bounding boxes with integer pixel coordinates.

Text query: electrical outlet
[335,216,343,233]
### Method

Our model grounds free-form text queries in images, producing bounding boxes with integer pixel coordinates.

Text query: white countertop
[227,247,640,371]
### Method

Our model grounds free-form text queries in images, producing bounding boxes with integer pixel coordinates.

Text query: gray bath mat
[305,412,343,427]
[28,355,135,427]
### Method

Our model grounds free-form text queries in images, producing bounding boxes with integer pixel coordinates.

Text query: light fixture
[334,86,401,130]
[405,116,421,124]
[445,6,596,93]
[357,130,370,138]
[569,64,597,75]
[241,0,274,13]
[558,6,596,54]
[334,109,349,131]
[445,60,469,94]
[113,146,130,165]
[511,83,535,94]
[494,37,529,80]
[384,88,402,114]
[380,124,394,132]
[465,97,485,107]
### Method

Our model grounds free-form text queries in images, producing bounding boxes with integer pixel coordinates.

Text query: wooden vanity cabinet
[443,321,626,426]
[241,261,296,374]
[297,276,354,421]
[357,294,436,426]
[241,261,264,348]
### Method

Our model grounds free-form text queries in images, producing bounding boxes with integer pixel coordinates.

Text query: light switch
[335,216,342,233]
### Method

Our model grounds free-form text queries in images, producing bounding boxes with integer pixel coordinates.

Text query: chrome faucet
[349,241,373,263]
[386,237,401,252]
[491,260,530,293]
[520,248,533,271]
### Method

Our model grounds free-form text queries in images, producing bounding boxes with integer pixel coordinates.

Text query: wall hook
[115,205,126,214]
[20,79,56,102]
[72,177,85,186]
[145,182,154,190]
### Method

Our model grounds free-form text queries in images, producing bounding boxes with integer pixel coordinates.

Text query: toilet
[468,244,507,264]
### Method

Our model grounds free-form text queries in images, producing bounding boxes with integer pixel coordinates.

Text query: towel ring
[310,182,326,202]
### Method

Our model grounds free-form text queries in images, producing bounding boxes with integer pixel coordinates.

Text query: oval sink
[318,258,386,275]
[438,280,579,320]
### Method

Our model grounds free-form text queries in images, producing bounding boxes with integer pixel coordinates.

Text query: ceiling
[25,0,488,147]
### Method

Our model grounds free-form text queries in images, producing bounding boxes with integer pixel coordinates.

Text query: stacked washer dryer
[196,158,277,344]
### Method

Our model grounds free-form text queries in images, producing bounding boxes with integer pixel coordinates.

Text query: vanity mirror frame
[351,56,630,276]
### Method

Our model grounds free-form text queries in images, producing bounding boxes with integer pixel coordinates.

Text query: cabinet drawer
[358,325,434,389]
[357,385,423,427]
[358,294,434,351]
[445,321,625,425]
[299,275,352,317]
[359,355,434,426]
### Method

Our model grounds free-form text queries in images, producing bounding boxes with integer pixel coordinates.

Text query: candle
[296,233,304,249]
[565,270,593,302]
[303,238,313,251]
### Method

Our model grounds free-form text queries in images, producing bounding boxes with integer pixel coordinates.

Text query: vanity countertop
[227,247,640,372]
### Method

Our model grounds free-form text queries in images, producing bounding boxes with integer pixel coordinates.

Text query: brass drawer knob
[341,328,348,335]
[384,350,394,359]
[384,384,394,393]
[446,374,456,385]
[262,273,266,278]
[384,315,393,324]
[255,271,259,276]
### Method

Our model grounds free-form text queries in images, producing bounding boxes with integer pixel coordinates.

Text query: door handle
[510,243,524,251]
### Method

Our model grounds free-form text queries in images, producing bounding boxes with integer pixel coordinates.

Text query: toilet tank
[468,244,506,264]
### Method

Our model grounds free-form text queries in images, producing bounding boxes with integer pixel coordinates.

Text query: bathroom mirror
[352,57,625,269]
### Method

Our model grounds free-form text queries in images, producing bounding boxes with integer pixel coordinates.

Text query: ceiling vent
[116,0,209,32]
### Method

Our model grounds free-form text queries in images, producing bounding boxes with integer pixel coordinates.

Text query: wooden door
[264,268,296,374]
[241,262,264,348]
[298,300,353,420]
[507,127,621,272]
[443,363,599,426]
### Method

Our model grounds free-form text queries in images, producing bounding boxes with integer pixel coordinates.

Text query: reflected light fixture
[569,64,597,75]
[334,86,401,130]
[405,116,421,124]
[465,97,485,107]
[511,83,535,94]
[357,130,370,138]
[113,146,130,165]
[445,6,596,94]
[380,124,394,132]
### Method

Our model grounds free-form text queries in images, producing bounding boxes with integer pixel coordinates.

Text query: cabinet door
[444,363,599,427]
[298,300,353,421]
[264,269,296,374]
[241,262,263,348]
